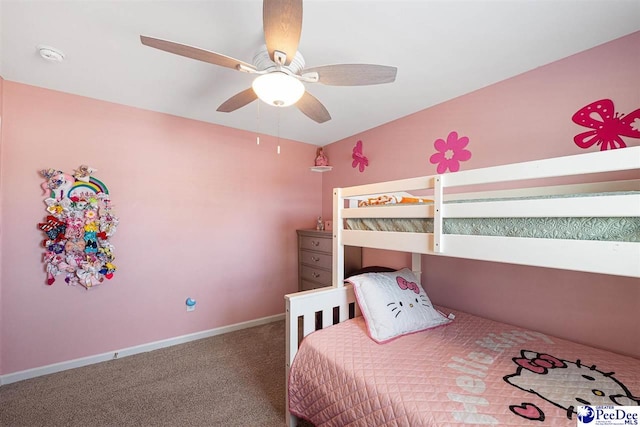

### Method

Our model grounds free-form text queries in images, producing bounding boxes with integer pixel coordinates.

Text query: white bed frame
[285,147,640,426]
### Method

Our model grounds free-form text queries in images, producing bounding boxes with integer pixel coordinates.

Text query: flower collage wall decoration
[38,166,119,289]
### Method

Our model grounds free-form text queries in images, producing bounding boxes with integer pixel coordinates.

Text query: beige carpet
[0,320,309,427]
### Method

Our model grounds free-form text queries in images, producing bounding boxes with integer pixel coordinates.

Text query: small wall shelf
[310,166,333,172]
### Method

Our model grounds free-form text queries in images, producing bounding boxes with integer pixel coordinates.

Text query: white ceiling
[1,0,639,146]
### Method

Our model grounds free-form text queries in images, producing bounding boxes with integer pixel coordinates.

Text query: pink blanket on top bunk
[288,309,640,426]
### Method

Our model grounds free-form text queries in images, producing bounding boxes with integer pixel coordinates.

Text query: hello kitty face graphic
[387,277,432,318]
[504,350,639,421]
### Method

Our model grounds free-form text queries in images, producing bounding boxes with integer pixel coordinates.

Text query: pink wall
[322,32,640,357]
[0,75,4,374]
[0,82,321,375]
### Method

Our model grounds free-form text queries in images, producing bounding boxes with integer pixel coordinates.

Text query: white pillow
[347,268,451,343]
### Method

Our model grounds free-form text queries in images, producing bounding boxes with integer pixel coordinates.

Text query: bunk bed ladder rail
[433,175,444,253]
[333,187,346,288]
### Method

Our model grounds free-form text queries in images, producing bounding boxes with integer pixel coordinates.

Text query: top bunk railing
[338,147,639,198]
[332,147,640,283]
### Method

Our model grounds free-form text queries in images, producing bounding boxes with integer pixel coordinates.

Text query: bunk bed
[285,147,640,427]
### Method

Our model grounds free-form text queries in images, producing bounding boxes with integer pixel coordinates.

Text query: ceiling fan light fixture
[252,72,304,107]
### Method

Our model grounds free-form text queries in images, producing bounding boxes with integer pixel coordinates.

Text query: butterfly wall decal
[352,140,369,172]
[572,99,640,151]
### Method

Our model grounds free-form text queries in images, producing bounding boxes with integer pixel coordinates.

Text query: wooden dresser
[297,229,362,291]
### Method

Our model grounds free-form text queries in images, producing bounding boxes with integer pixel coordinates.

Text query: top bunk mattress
[288,309,640,426]
[346,191,640,242]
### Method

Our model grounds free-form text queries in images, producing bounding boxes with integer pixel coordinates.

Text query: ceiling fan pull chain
[277,109,281,155]
[256,101,261,145]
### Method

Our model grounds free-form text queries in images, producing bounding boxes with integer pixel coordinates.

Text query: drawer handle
[311,240,320,246]
[312,272,321,278]
[311,256,320,262]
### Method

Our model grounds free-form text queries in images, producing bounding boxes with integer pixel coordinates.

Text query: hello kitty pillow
[348,268,452,343]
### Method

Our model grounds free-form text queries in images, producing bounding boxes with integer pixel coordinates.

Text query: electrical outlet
[187,305,195,312]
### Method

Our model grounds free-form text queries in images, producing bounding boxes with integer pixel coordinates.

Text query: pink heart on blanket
[510,403,544,421]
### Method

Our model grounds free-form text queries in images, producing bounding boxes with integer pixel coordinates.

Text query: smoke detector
[38,45,65,62]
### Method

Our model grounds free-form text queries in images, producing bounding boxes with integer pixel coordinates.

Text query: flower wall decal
[429,131,472,173]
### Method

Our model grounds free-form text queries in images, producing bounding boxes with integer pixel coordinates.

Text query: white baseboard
[0,313,285,386]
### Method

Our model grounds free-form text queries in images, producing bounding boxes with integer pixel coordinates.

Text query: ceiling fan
[140,0,397,124]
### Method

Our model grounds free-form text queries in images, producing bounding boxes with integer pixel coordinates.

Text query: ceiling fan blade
[217,88,258,113]
[140,35,257,72]
[296,92,331,123]
[263,0,302,65]
[303,64,397,86]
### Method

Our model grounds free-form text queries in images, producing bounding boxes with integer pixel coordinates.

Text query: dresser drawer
[297,229,361,292]
[300,280,328,291]
[300,265,332,286]
[300,235,332,253]
[300,250,332,269]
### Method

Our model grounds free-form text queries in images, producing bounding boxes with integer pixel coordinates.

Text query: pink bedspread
[288,309,640,426]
